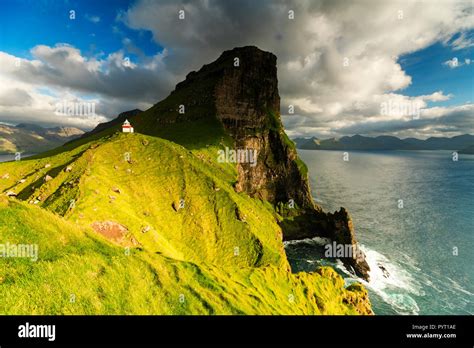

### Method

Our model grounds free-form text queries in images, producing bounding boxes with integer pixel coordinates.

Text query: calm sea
[285,149,474,315]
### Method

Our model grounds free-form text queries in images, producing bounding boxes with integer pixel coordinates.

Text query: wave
[285,238,474,314]
[333,245,423,315]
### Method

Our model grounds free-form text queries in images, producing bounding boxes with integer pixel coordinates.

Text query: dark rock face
[183,46,369,280]
[326,208,371,281]
[214,47,280,130]
[161,46,370,280]
[180,46,316,210]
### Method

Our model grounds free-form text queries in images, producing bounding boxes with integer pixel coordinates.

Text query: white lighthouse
[122,119,134,133]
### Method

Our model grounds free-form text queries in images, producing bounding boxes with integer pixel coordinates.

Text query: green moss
[266,109,281,131]
[295,157,308,177]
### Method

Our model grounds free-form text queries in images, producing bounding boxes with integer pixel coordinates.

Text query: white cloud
[420,91,452,102]
[444,57,461,68]
[0,0,472,137]
[121,0,473,138]
[0,45,174,128]
[85,14,101,23]
[443,56,473,69]
[451,32,474,50]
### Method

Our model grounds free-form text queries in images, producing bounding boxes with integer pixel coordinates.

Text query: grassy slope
[0,132,371,315]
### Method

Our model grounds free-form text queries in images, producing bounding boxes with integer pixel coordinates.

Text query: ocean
[285,149,474,315]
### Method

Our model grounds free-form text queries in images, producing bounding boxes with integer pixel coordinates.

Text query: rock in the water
[327,208,371,281]
[378,263,390,278]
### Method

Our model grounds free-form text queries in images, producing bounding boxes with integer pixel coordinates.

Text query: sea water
[285,149,474,315]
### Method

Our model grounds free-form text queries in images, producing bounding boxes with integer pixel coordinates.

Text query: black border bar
[0,315,472,346]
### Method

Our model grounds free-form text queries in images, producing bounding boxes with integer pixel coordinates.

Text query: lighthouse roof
[123,119,131,126]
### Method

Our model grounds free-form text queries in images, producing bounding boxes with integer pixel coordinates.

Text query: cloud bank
[0,0,472,137]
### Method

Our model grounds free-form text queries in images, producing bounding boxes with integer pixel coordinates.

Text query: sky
[0,0,472,139]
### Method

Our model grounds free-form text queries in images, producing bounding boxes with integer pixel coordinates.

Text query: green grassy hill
[0,46,372,315]
[0,133,371,314]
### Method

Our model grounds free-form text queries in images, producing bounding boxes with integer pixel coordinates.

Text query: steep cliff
[0,47,373,314]
[148,46,370,280]
[66,46,370,281]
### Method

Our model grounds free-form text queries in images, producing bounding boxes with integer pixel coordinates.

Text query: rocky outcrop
[174,46,370,280]
[169,46,316,211]
[326,208,370,281]
[214,48,315,210]
[91,221,139,247]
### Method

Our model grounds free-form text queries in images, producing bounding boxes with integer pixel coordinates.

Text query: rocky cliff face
[212,47,315,210]
[165,46,371,280]
[136,46,315,211]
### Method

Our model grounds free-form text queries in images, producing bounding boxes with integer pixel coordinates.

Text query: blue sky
[0,0,472,138]
[1,1,471,107]
[400,40,473,107]
[0,0,161,61]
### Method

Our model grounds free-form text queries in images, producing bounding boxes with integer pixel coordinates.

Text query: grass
[0,128,371,315]
[0,194,370,314]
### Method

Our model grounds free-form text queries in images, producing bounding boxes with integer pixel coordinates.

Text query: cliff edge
[70,46,370,281]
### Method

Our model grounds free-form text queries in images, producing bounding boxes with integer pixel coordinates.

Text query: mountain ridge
[294,134,474,151]
[0,123,84,154]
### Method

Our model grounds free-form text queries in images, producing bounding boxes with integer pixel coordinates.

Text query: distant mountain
[0,123,84,154]
[293,134,474,152]
[293,136,320,149]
